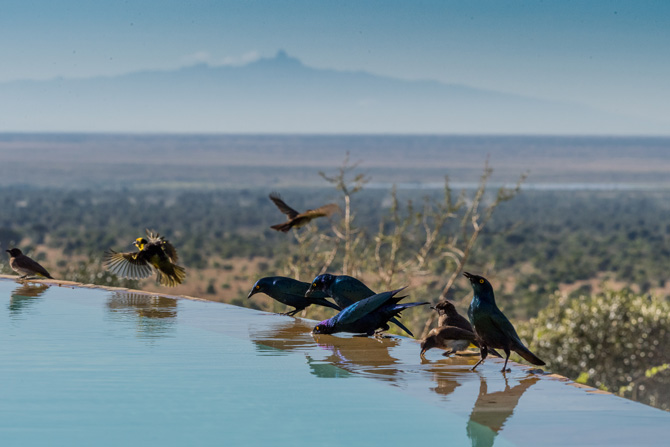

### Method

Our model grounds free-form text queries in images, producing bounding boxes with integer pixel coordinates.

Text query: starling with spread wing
[269,193,339,232]
[103,229,186,287]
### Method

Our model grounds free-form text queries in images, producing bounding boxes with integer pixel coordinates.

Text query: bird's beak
[247,289,256,299]
[304,286,316,298]
[429,305,436,310]
[5,250,9,253]
[463,271,474,280]
[420,348,427,358]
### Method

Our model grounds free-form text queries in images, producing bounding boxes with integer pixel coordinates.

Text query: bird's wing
[16,256,51,278]
[336,288,404,325]
[301,203,340,219]
[488,309,524,346]
[269,193,300,219]
[145,229,179,262]
[332,277,376,301]
[103,250,154,279]
[160,240,179,262]
[434,326,477,340]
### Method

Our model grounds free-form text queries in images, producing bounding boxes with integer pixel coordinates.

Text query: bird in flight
[103,229,186,287]
[269,193,339,232]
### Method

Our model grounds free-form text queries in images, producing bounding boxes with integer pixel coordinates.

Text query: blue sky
[1,0,668,125]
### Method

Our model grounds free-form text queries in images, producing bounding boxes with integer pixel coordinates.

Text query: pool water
[0,279,668,446]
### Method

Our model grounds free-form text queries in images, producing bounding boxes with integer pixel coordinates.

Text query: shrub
[519,289,670,410]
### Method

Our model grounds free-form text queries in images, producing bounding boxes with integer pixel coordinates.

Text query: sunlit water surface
[1,279,668,446]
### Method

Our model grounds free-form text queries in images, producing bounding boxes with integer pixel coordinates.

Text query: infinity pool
[1,278,668,446]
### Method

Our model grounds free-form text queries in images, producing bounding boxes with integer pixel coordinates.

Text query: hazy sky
[1,0,668,124]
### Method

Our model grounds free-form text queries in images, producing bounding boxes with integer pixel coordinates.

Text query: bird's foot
[441,350,455,357]
[501,367,511,373]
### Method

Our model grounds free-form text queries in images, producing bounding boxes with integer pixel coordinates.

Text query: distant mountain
[0,50,664,134]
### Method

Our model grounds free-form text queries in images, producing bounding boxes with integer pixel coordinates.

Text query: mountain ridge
[0,50,664,135]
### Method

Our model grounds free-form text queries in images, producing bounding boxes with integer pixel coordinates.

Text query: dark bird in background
[420,326,478,358]
[465,272,545,372]
[306,273,415,337]
[312,288,428,336]
[103,229,186,287]
[269,192,339,232]
[6,248,53,279]
[248,276,341,316]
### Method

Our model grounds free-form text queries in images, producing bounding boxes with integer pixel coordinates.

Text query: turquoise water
[1,279,668,446]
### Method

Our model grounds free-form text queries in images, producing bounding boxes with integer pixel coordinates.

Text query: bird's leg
[471,345,489,371]
[501,348,511,373]
[442,349,455,357]
[284,309,300,317]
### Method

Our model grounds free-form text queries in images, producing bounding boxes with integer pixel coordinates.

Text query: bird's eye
[255,285,260,289]
[312,283,317,287]
[315,326,320,331]
[479,279,484,284]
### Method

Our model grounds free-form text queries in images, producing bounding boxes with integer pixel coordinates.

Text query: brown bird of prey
[6,248,53,279]
[269,193,340,232]
[103,229,186,287]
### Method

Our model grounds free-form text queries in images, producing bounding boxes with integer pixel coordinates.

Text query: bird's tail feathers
[270,223,292,232]
[514,345,546,366]
[156,264,186,287]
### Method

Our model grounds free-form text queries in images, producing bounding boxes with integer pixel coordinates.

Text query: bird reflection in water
[311,334,401,383]
[467,374,540,447]
[9,282,50,317]
[248,318,402,382]
[249,319,316,355]
[106,292,178,339]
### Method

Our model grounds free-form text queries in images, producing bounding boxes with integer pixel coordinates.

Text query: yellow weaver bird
[103,230,186,287]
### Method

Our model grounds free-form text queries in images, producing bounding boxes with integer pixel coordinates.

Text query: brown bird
[103,229,186,287]
[420,326,478,358]
[432,300,475,331]
[6,248,53,279]
[424,299,503,358]
[269,193,339,232]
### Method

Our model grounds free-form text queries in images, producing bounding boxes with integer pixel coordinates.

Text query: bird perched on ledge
[103,229,186,287]
[312,288,428,336]
[465,271,545,372]
[269,192,339,232]
[6,248,53,279]
[422,300,502,358]
[306,273,415,337]
[248,276,341,316]
[420,326,478,358]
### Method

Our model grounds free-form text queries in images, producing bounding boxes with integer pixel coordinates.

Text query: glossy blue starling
[465,272,545,372]
[312,288,428,336]
[305,273,415,336]
[248,276,340,316]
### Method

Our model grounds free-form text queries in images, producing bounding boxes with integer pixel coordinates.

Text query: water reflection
[248,318,402,382]
[9,283,49,317]
[311,334,401,383]
[106,292,178,339]
[466,375,540,447]
[249,319,316,355]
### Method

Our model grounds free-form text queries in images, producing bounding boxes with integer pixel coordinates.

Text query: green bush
[519,289,670,410]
